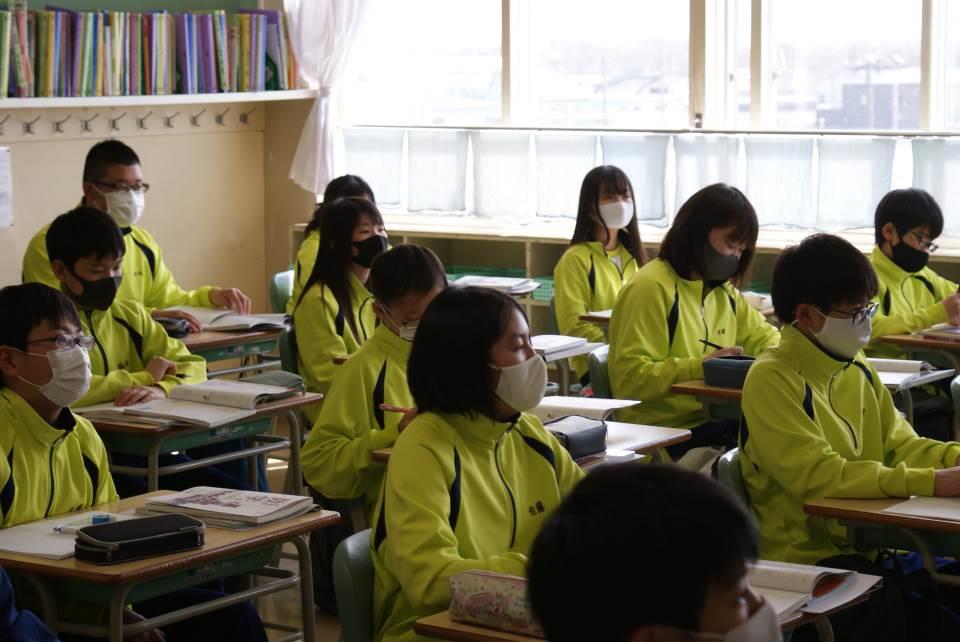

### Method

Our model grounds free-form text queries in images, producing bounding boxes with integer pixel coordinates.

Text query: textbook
[531,396,640,422]
[143,487,314,526]
[167,306,286,331]
[76,398,254,428]
[866,358,955,392]
[883,496,960,521]
[530,334,587,356]
[167,379,296,409]
[749,560,881,619]
[919,323,960,341]
[452,275,541,296]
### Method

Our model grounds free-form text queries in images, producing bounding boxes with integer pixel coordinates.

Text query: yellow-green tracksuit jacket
[287,230,319,315]
[301,324,412,519]
[740,324,960,565]
[371,411,585,642]
[553,241,639,378]
[0,388,117,527]
[73,298,207,407]
[293,273,375,422]
[23,222,215,310]
[608,258,779,428]
[868,246,955,359]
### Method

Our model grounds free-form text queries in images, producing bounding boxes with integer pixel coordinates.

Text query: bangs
[599,171,631,198]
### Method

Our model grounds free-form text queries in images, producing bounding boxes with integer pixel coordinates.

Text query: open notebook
[750,560,881,619]
[883,496,960,521]
[0,512,136,559]
[530,335,587,356]
[452,276,540,296]
[866,358,955,392]
[531,396,640,421]
[167,306,286,331]
[919,323,960,341]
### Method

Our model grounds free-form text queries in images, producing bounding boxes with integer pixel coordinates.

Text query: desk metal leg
[813,615,835,642]
[147,439,162,492]
[285,410,305,496]
[292,535,317,642]
[556,359,571,396]
[108,585,132,642]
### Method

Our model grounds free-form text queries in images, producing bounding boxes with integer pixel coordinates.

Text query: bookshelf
[0,88,315,109]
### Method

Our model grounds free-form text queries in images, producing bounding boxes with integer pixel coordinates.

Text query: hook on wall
[137,111,153,130]
[80,113,100,133]
[215,107,230,126]
[239,107,257,125]
[110,112,127,132]
[190,108,207,127]
[22,116,41,135]
[163,112,180,129]
[52,114,72,134]
[0,115,9,136]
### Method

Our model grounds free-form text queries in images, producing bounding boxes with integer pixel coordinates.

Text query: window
[945,1,960,131]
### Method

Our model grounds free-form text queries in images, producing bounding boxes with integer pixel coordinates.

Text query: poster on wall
[0,148,10,228]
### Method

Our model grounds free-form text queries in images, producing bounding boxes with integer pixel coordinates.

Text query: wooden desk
[880,334,960,371]
[579,310,611,327]
[182,329,282,378]
[532,338,604,395]
[671,379,744,402]
[1,492,339,642]
[93,393,322,494]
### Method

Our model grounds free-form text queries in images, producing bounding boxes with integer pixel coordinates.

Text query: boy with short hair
[528,464,778,642]
[23,139,251,331]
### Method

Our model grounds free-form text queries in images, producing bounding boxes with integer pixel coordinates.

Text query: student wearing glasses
[23,139,251,333]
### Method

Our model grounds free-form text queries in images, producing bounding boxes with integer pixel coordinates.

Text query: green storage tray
[531,277,554,301]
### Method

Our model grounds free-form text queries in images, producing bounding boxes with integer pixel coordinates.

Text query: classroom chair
[333,529,374,642]
[587,345,611,399]
[548,296,560,334]
[716,448,750,508]
[279,324,299,375]
[269,269,294,314]
[951,376,960,441]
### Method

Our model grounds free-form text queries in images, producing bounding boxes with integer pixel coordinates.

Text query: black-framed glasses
[908,230,938,253]
[25,335,95,350]
[94,181,150,194]
[829,302,879,325]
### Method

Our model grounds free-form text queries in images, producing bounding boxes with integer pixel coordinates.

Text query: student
[293,197,385,422]
[46,207,250,497]
[301,244,446,614]
[741,233,960,641]
[608,183,779,460]
[528,464,778,642]
[22,139,251,332]
[553,165,646,383]
[0,282,266,642]
[288,174,375,314]
[868,188,960,359]
[371,286,585,642]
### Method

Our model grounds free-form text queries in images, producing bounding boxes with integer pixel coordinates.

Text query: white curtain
[817,137,895,230]
[601,134,670,222]
[473,131,533,219]
[284,0,369,194]
[534,134,599,218]
[407,130,469,213]
[674,134,740,212]
[913,138,960,236]
[745,136,816,228]
[342,128,404,206]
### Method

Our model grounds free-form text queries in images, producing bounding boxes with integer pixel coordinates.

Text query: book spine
[227,14,238,92]
[238,14,248,93]
[0,12,10,97]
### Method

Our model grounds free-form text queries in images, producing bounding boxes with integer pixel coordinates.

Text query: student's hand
[704,346,744,360]
[943,293,960,325]
[210,288,252,315]
[146,356,177,383]
[380,404,417,433]
[114,386,167,407]
[122,608,165,642]
[933,466,960,496]
[151,308,202,333]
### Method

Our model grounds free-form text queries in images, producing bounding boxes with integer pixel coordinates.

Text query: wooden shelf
[0,89,317,110]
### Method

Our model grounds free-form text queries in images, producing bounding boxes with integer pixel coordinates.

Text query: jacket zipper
[828,367,859,450]
[44,433,68,518]
[86,310,109,373]
[494,431,518,549]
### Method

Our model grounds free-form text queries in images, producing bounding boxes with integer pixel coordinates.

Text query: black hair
[82,139,141,183]
[772,233,879,324]
[46,207,126,272]
[408,286,526,418]
[528,464,758,642]
[0,283,81,387]
[295,197,385,337]
[368,244,447,305]
[659,183,758,285]
[570,166,647,265]
[874,188,944,246]
[304,174,376,235]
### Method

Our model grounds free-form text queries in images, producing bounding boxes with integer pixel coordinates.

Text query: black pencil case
[75,514,205,564]
[544,415,608,459]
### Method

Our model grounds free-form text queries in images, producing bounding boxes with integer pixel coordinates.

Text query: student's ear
[0,346,20,379]
[372,301,386,324]
[82,181,105,211]
[50,259,69,284]
[794,303,824,333]
[880,222,900,247]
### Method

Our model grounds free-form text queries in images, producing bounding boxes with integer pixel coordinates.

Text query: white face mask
[17,346,92,408]
[811,309,872,360]
[382,305,418,342]
[491,354,547,413]
[598,200,633,229]
[672,600,781,642]
[102,189,145,228]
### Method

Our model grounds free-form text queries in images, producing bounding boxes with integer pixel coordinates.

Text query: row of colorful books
[0,2,299,98]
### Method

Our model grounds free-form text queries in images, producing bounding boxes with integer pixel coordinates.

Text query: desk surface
[579,310,612,325]
[880,334,960,351]
[536,341,604,363]
[804,497,960,534]
[0,492,339,585]
[671,380,743,401]
[414,612,540,642]
[181,329,282,351]
[88,392,323,436]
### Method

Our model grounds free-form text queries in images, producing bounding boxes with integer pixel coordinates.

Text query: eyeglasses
[908,230,938,253]
[94,181,150,194]
[25,335,95,350]
[830,302,879,325]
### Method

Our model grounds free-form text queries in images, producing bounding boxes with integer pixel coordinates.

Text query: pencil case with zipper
[544,415,607,460]
[702,355,755,389]
[75,514,205,564]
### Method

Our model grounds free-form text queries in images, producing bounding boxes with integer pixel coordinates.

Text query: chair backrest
[279,324,299,374]
[333,529,374,642]
[588,345,611,399]
[716,448,750,507]
[270,270,294,314]
[548,296,560,335]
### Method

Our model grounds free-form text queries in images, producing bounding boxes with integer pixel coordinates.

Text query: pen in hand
[699,338,724,350]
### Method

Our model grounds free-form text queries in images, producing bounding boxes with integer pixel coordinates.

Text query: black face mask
[890,240,929,273]
[67,272,121,310]
[703,243,739,283]
[352,234,389,268]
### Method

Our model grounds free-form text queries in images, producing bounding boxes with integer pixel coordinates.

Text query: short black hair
[0,283,81,387]
[368,244,447,305]
[305,174,376,234]
[408,286,526,418]
[82,139,141,183]
[46,207,126,271]
[528,464,758,642]
[659,183,758,284]
[874,188,944,246]
[772,233,878,324]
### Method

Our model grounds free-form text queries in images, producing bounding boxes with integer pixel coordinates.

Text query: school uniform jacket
[868,246,955,359]
[0,388,117,527]
[553,241,639,378]
[740,324,960,565]
[301,324,412,519]
[371,411,585,642]
[293,272,375,422]
[287,230,320,315]
[608,257,779,429]
[22,222,215,310]
[74,298,207,407]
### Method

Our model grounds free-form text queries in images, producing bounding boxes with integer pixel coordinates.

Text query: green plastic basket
[531,277,555,301]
